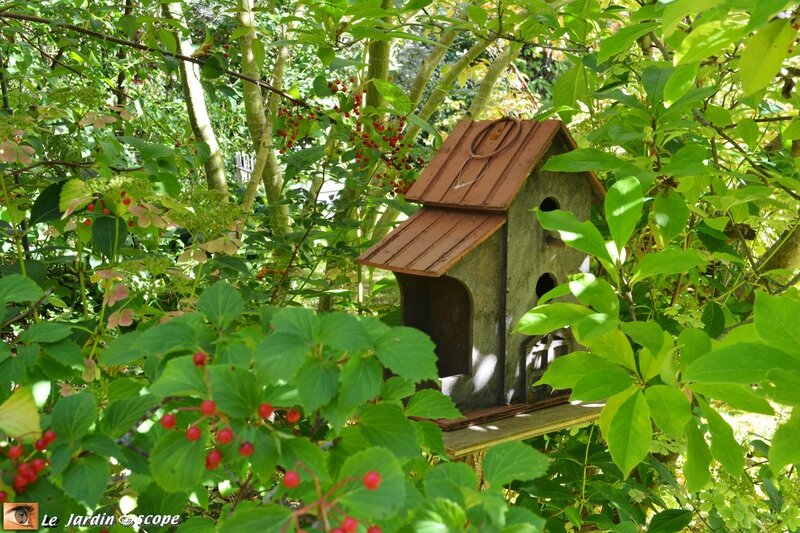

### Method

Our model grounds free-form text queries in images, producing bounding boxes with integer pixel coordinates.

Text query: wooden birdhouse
[359,118,605,424]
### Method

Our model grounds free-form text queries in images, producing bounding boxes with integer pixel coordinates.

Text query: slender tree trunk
[407,27,459,107]
[163,2,228,195]
[758,220,800,284]
[467,43,521,118]
[237,0,291,233]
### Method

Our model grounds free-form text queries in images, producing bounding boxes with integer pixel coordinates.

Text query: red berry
[128,220,135,227]
[193,351,207,366]
[186,425,202,441]
[160,413,177,430]
[30,458,47,472]
[367,527,382,533]
[205,449,222,469]
[216,427,234,444]
[18,462,33,478]
[87,203,95,211]
[83,219,92,226]
[285,408,301,424]
[12,474,27,492]
[363,470,382,490]
[34,438,47,451]
[43,429,56,443]
[0,491,7,503]
[258,402,274,419]
[342,516,358,532]
[239,442,254,457]
[123,197,132,205]
[200,399,216,416]
[7,444,23,460]
[102,208,111,215]
[283,470,301,488]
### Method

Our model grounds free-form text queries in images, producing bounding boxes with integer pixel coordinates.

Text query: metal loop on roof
[453,117,522,190]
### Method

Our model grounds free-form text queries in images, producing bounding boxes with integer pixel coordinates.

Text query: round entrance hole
[535,273,558,299]
[539,197,560,212]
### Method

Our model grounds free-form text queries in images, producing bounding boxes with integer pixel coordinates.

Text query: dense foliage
[1,0,799,531]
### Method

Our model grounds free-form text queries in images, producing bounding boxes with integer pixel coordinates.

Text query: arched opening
[539,196,560,212]
[535,272,557,299]
[396,273,472,377]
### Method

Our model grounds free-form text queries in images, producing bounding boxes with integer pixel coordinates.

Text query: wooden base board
[437,395,571,431]
[443,402,602,458]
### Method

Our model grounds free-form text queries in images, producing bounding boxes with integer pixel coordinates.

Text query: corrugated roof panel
[358,208,506,277]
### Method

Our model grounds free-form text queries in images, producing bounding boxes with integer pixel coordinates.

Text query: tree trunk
[163,2,228,195]
[758,220,800,285]
[467,43,521,118]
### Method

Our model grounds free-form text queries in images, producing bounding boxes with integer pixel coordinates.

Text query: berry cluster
[2,429,56,495]
[81,190,136,228]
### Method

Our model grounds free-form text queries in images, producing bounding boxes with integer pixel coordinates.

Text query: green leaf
[215,506,291,533]
[483,440,549,486]
[255,332,310,382]
[606,390,651,476]
[598,22,659,63]
[516,303,593,336]
[150,430,207,492]
[783,119,800,140]
[769,411,800,472]
[0,274,43,303]
[552,62,590,115]
[380,376,416,404]
[466,5,487,27]
[684,343,800,383]
[30,181,65,225]
[150,356,207,398]
[571,364,634,402]
[701,301,724,338]
[653,191,690,243]
[424,462,476,504]
[103,394,158,438]
[280,436,329,482]
[359,403,420,457]
[250,427,279,484]
[296,360,340,413]
[52,392,97,443]
[405,389,461,420]
[374,327,438,384]
[319,313,372,352]
[543,148,640,175]
[198,281,243,329]
[62,455,109,508]
[605,177,643,253]
[537,351,594,390]
[536,209,614,266]
[339,357,382,408]
[631,249,707,284]
[338,447,406,519]
[740,18,797,95]
[689,383,773,414]
[754,291,800,358]
[677,328,711,372]
[573,313,621,342]
[200,54,226,79]
[271,307,319,343]
[647,509,692,533]
[99,331,142,367]
[158,28,177,55]
[372,78,413,114]
[581,329,637,370]
[18,322,72,344]
[568,274,619,316]
[702,402,744,475]
[91,216,127,260]
[132,321,197,356]
[664,63,699,107]
[674,20,747,66]
[209,366,260,418]
[761,369,800,406]
[177,517,216,533]
[0,387,41,437]
[645,385,691,439]
[58,178,91,214]
[684,417,712,492]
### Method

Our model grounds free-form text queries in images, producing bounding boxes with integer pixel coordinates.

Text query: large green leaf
[319,313,372,352]
[606,176,643,253]
[702,402,744,475]
[359,403,420,457]
[424,462,476,505]
[279,436,329,482]
[663,63,699,107]
[570,365,634,402]
[689,383,773,415]
[62,455,110,508]
[674,19,747,65]
[769,411,800,472]
[761,369,800,406]
[102,394,158,438]
[18,322,72,344]
[552,62,590,115]
[271,307,320,343]
[647,509,692,533]
[339,356,382,408]
[30,181,65,225]
[645,385,691,439]
[754,291,800,358]
[372,78,413,114]
[150,431,208,492]
[51,392,97,443]
[537,351,594,390]
[405,389,461,420]
[198,281,243,330]
[209,366,260,418]
[374,327,438,384]
[515,303,593,336]
[296,359,339,413]
[606,390,651,476]
[0,274,43,303]
[150,356,208,398]
[91,216,128,260]
[598,22,660,63]
[338,447,406,519]
[653,191,690,243]
[740,18,797,95]
[683,343,800,383]
[0,387,41,437]
[684,417,712,492]
[483,440,550,486]
[214,506,291,533]
[543,148,640,175]
[536,209,614,266]
[631,249,708,284]
[568,274,619,316]
[254,332,310,382]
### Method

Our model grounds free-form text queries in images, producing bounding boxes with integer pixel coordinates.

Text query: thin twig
[0,289,52,329]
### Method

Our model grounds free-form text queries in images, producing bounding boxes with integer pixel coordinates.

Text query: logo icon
[3,502,38,530]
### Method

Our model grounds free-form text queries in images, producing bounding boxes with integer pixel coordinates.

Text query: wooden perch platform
[443,403,602,459]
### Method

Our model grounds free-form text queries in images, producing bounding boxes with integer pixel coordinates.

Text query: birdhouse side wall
[441,229,505,411]
[503,141,593,405]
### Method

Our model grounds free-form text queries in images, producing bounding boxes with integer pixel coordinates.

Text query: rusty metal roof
[405,119,601,210]
[359,208,506,277]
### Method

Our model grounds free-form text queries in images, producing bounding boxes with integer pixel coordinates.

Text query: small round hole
[535,273,558,299]
[539,197,560,212]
